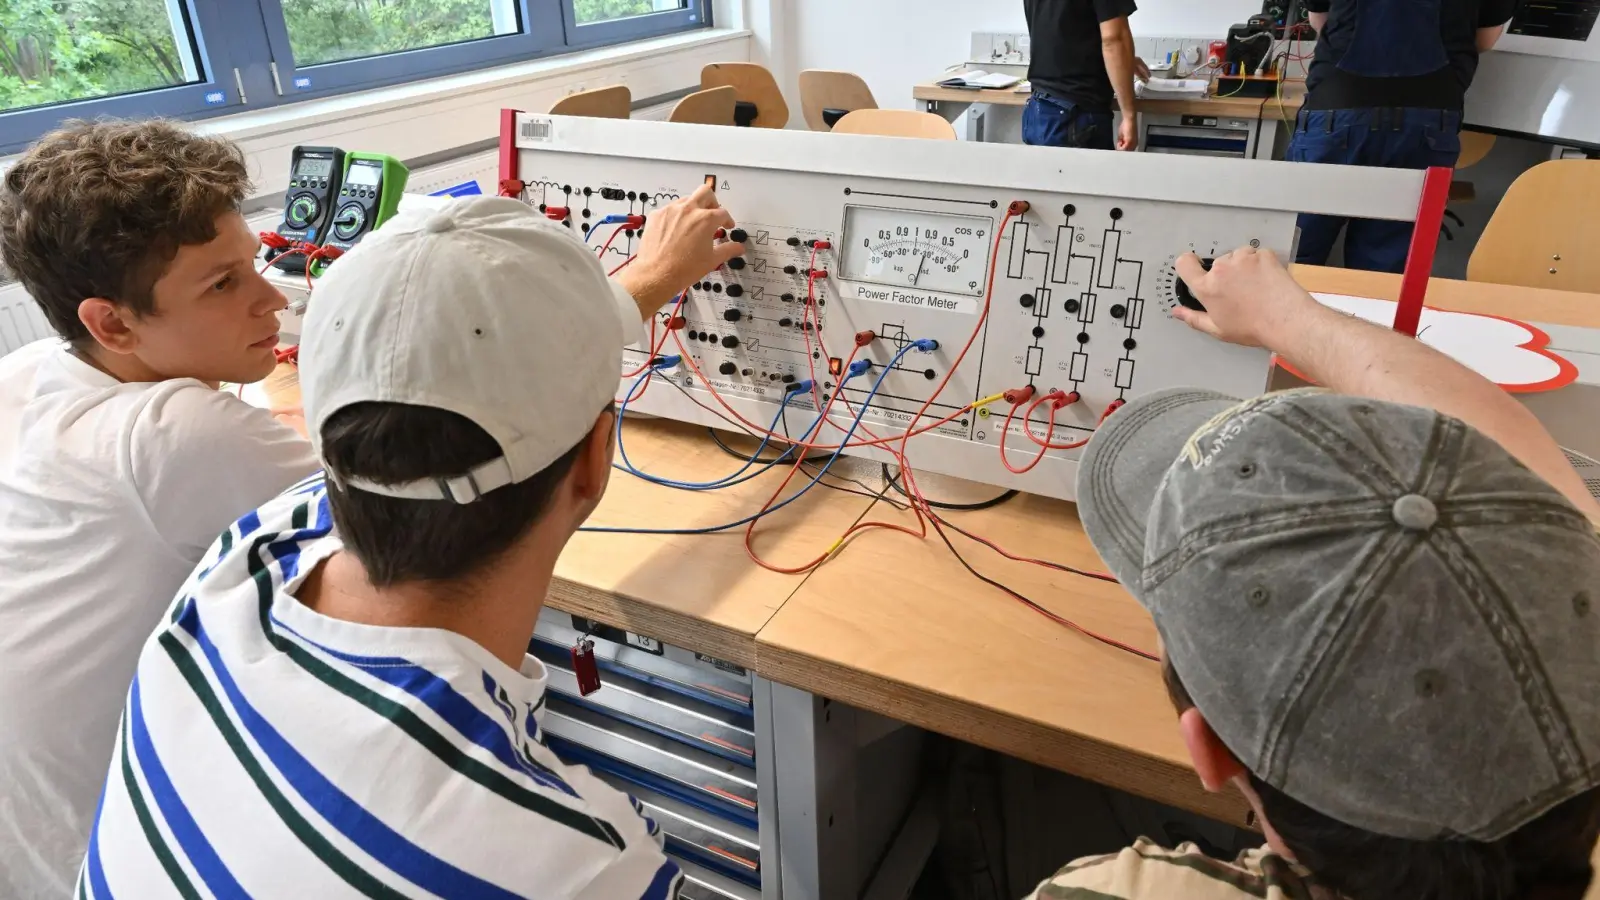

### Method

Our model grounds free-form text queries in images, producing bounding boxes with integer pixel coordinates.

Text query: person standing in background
[1022,0,1149,151]
[1289,0,1514,272]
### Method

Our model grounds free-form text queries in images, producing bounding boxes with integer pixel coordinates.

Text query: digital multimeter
[314,153,409,273]
[269,146,345,273]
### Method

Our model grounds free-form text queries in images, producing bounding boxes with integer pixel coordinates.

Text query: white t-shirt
[0,339,318,898]
[82,480,684,899]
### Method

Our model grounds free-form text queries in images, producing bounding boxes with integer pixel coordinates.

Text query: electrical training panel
[508,115,1424,501]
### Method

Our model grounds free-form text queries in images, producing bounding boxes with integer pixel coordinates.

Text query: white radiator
[0,285,51,356]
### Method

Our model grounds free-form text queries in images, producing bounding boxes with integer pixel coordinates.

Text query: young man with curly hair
[0,120,320,896]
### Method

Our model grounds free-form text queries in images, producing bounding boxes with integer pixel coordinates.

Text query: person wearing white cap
[77,187,740,899]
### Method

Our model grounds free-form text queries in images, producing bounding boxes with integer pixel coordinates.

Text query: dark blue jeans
[1023,92,1114,151]
[1288,108,1462,273]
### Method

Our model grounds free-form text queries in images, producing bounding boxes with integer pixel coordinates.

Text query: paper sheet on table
[1137,78,1210,96]
[1302,293,1578,393]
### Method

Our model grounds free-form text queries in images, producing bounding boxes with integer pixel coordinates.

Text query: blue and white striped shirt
[80,476,681,899]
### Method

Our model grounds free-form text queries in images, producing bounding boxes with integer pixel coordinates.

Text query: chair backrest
[700,62,790,128]
[668,86,737,126]
[1468,159,1600,292]
[832,109,957,141]
[548,85,631,119]
[798,70,878,131]
[1457,131,1496,171]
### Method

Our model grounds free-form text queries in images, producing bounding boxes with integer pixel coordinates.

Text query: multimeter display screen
[296,157,334,177]
[348,164,381,186]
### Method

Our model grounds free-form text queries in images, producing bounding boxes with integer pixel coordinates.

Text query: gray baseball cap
[1077,387,1600,842]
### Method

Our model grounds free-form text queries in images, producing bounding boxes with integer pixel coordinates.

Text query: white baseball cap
[300,196,643,504]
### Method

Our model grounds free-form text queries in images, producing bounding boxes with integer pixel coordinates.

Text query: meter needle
[910,252,929,286]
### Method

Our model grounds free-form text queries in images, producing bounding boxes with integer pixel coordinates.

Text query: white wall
[780,0,1262,111]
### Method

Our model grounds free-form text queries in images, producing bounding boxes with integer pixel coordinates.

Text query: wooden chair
[1442,131,1496,241]
[668,86,737,126]
[548,85,631,119]
[1448,132,1497,205]
[1468,159,1600,292]
[832,109,957,141]
[700,62,789,128]
[798,70,878,131]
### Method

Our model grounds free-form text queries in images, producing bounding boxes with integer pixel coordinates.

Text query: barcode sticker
[522,118,554,142]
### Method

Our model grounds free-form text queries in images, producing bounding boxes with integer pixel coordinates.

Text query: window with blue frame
[0,0,709,152]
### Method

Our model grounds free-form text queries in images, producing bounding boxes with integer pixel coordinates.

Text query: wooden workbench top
[913,79,1306,121]
[553,417,883,669]
[1295,265,1600,329]
[753,488,1252,823]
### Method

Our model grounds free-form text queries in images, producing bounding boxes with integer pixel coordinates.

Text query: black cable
[705,427,831,465]
[926,515,1157,661]
[880,463,1018,512]
[800,461,912,512]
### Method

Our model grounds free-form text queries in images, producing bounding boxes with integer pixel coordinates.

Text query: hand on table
[614,184,744,317]
[1171,247,1319,348]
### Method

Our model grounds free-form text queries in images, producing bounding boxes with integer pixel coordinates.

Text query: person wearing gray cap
[1030,248,1600,900]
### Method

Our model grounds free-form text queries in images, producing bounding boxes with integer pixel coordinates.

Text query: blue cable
[613,374,821,491]
[585,214,639,242]
[583,342,919,536]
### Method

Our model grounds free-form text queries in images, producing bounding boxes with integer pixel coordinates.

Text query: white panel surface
[505,116,1425,501]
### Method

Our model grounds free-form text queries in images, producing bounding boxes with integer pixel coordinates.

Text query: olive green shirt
[1026,839,1320,900]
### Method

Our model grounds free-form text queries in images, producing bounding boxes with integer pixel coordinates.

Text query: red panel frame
[1392,166,1453,337]
[498,108,522,197]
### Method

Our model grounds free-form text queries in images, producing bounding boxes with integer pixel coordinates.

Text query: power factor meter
[269,146,345,273]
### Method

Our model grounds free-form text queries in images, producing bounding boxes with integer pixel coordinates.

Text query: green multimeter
[313,152,409,274]
[270,146,345,274]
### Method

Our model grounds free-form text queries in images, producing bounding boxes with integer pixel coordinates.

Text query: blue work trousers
[1288,107,1462,273]
[1022,91,1114,151]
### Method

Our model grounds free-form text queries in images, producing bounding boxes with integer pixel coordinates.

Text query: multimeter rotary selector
[269,146,345,274]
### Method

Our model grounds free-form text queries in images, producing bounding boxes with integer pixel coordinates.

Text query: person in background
[1022,0,1149,151]
[1028,247,1600,900]
[0,120,321,897]
[1289,0,1515,272]
[80,191,741,898]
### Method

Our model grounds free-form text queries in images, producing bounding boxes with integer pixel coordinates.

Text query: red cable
[740,344,929,575]
[623,293,686,380]
[796,257,939,547]
[666,324,978,453]
[924,514,1156,661]
[1022,392,1094,451]
[892,205,1023,527]
[932,513,1116,583]
[598,224,630,262]
[999,397,1063,474]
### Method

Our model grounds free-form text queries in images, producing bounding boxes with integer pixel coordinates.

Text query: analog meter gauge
[841,206,994,297]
